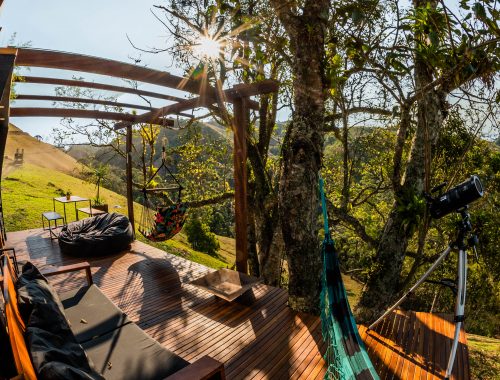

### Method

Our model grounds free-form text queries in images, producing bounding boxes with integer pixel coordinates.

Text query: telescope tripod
[368,208,477,380]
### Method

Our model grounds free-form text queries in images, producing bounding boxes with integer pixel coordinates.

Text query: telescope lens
[430,175,484,219]
[472,175,484,196]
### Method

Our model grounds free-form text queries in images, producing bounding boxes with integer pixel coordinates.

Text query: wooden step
[77,207,107,216]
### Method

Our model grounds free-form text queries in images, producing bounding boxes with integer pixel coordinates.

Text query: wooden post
[126,124,135,237]
[233,96,248,273]
[0,53,17,245]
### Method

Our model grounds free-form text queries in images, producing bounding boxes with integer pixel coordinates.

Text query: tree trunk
[356,0,447,322]
[275,3,328,314]
[246,90,281,284]
[255,202,280,285]
[247,185,260,277]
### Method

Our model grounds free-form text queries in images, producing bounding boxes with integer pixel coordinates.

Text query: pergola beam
[114,96,209,130]
[9,47,258,110]
[227,80,279,98]
[10,107,175,126]
[16,94,155,111]
[12,47,204,95]
[113,80,277,130]
[17,76,185,103]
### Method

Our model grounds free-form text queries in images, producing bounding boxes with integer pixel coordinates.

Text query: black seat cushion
[0,313,17,378]
[58,213,134,257]
[16,262,104,380]
[59,285,131,344]
[82,323,189,380]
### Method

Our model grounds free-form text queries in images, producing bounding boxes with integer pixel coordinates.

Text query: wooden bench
[76,207,107,219]
[0,254,226,380]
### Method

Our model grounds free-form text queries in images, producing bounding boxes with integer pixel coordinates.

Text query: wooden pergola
[0,47,278,273]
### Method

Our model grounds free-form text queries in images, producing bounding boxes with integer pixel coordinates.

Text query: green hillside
[2,163,232,269]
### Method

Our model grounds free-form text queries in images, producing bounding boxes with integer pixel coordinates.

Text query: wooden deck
[5,228,470,379]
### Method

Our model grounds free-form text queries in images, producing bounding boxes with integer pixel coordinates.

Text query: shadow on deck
[6,228,470,379]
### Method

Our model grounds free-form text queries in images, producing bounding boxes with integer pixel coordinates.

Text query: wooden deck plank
[262,318,322,380]
[4,228,471,380]
[402,311,418,379]
[241,315,311,379]
[271,319,324,380]
[421,312,432,380]
[289,325,325,380]
[176,290,286,361]
[225,308,303,378]
[393,311,410,379]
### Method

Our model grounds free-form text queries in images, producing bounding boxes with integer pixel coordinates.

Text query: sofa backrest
[0,254,37,380]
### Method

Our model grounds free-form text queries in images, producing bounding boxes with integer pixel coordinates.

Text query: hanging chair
[138,146,188,242]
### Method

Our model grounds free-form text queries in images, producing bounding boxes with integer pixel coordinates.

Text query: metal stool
[42,211,65,239]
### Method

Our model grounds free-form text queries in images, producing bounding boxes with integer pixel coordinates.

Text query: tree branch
[326,199,379,249]
[324,106,393,123]
[269,0,299,38]
[185,192,234,208]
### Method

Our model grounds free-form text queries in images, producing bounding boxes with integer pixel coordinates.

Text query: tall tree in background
[356,0,499,320]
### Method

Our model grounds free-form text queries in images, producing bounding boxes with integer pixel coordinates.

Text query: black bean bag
[58,213,134,257]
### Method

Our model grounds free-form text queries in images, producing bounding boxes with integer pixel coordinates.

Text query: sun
[192,36,221,60]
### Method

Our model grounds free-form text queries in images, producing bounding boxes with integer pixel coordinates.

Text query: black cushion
[0,313,17,378]
[82,323,189,380]
[59,284,131,344]
[58,213,134,257]
[16,262,104,380]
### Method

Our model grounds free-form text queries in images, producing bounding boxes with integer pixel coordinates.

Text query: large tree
[350,0,500,321]
[270,0,330,313]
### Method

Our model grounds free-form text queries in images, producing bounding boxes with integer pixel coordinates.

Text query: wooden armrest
[164,356,225,380]
[0,247,18,272]
[41,262,93,286]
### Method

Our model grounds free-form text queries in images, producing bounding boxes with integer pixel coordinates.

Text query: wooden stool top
[77,207,107,216]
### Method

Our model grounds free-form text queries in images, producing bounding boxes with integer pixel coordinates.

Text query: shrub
[184,218,220,255]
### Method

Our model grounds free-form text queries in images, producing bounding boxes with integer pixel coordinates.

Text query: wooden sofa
[0,254,226,380]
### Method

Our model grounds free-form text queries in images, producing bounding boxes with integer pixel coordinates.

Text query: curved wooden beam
[114,80,277,130]
[9,48,254,105]
[16,94,154,111]
[13,47,205,95]
[16,76,185,103]
[10,107,174,126]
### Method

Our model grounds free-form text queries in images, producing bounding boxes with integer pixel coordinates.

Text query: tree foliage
[184,217,220,255]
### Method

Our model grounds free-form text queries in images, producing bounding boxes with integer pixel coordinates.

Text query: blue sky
[0,0,194,140]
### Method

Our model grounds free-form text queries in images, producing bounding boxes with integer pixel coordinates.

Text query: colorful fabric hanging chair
[139,202,188,242]
[138,145,187,242]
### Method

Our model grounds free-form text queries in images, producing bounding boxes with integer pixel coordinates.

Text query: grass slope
[2,163,230,269]
[4,125,80,175]
[468,334,500,379]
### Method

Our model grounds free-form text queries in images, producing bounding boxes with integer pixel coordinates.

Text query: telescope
[428,175,484,219]
[373,174,484,379]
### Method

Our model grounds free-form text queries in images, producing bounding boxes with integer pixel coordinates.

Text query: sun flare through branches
[192,35,222,60]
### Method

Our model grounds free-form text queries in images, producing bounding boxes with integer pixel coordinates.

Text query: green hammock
[319,178,379,380]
